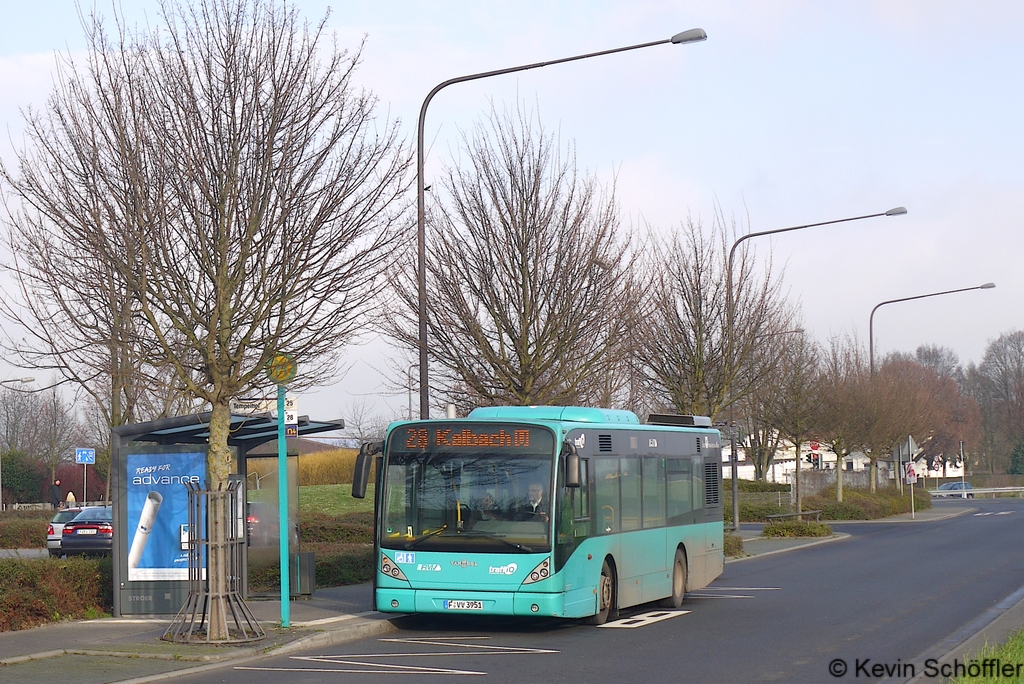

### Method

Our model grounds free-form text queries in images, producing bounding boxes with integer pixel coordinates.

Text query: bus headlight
[522,558,549,585]
[381,554,409,581]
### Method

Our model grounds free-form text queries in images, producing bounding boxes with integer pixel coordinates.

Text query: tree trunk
[794,444,801,513]
[205,400,233,640]
[869,459,877,493]
[836,456,844,503]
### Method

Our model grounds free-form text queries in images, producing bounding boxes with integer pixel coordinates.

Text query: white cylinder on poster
[127,491,163,570]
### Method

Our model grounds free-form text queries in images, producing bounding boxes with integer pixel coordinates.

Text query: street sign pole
[75,449,96,504]
[266,353,297,629]
[277,382,289,627]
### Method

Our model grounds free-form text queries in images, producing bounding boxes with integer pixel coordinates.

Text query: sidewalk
[0,583,394,684]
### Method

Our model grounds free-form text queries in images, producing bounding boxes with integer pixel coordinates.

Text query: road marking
[598,610,689,628]
[974,512,994,516]
[237,662,486,675]
[996,511,1014,515]
[687,593,753,599]
[235,636,557,676]
[701,586,781,591]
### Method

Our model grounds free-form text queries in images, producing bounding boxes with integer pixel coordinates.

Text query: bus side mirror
[352,441,382,499]
[563,442,581,488]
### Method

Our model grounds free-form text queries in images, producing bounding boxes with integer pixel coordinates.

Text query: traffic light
[804,453,814,465]
[812,453,820,469]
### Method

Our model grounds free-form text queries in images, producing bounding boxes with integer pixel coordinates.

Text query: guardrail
[927,486,1024,498]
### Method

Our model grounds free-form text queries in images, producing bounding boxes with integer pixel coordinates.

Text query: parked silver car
[47,507,85,557]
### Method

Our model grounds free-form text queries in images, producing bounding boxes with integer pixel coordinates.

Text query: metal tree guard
[163,481,264,643]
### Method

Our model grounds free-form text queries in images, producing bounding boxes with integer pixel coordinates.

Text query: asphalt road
[177,499,1024,683]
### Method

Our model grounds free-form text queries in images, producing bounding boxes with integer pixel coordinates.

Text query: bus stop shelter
[110,411,344,617]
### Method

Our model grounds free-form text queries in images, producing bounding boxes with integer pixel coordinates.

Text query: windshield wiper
[457,530,534,553]
[405,524,448,549]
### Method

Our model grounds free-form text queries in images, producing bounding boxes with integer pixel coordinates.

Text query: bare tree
[915,344,964,387]
[391,104,632,411]
[817,336,870,502]
[861,355,941,491]
[965,330,1024,472]
[37,385,81,482]
[766,332,820,507]
[340,398,394,443]
[1,0,408,638]
[637,210,792,420]
[0,386,43,457]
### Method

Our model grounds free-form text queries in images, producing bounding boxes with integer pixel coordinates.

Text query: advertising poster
[126,451,206,581]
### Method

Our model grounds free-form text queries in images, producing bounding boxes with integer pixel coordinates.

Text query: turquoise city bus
[351,406,724,624]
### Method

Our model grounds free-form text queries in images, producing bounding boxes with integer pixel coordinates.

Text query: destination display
[398,424,553,453]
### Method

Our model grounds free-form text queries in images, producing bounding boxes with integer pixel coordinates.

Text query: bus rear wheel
[658,549,687,609]
[584,559,617,625]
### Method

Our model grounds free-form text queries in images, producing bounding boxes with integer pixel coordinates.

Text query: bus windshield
[381,423,556,554]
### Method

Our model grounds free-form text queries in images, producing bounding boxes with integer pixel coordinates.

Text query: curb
[827,507,976,525]
[110,615,396,684]
[725,532,850,563]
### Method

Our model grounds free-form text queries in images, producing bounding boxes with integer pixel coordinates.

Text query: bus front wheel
[585,559,617,625]
[658,548,687,609]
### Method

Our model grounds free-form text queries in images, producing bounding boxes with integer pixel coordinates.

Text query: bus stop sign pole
[266,354,297,628]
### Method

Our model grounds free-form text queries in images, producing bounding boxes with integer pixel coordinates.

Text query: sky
[0,1,1021,425]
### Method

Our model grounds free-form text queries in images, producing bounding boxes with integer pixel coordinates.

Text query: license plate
[444,600,483,611]
[77,528,97,535]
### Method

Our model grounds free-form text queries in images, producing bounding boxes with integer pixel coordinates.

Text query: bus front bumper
[376,587,593,618]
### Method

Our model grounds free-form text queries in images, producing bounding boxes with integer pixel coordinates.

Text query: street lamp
[0,377,33,512]
[869,282,996,374]
[725,207,906,531]
[416,29,708,418]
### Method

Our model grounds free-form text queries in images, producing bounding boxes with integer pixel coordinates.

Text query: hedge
[0,556,111,631]
[762,521,833,538]
[804,486,931,520]
[0,518,48,549]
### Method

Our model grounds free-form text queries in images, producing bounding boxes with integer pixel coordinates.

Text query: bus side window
[573,459,590,521]
[620,457,641,531]
[642,457,665,528]
[594,459,619,534]
[666,459,692,525]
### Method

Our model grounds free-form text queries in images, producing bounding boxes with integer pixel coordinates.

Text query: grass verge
[951,630,1024,683]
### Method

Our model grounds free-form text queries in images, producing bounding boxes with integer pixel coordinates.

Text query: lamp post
[869,282,996,374]
[416,29,708,419]
[0,377,33,512]
[725,207,905,531]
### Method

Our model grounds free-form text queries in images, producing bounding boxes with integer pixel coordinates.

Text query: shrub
[0,518,48,549]
[804,485,931,520]
[762,521,832,538]
[723,533,744,557]
[723,479,791,493]
[0,556,111,631]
